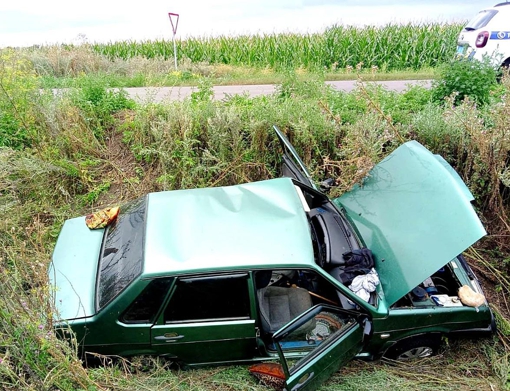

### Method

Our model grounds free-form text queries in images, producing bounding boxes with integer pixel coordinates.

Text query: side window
[121,278,173,323]
[256,269,346,305]
[164,274,250,323]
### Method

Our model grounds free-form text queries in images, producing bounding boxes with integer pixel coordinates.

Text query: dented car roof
[143,178,315,276]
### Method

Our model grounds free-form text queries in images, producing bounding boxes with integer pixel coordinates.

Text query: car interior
[254,269,357,352]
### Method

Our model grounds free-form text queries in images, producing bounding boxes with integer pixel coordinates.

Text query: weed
[1,58,510,390]
[432,57,499,106]
[0,49,39,149]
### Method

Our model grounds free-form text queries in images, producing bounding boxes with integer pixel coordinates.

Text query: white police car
[457,2,510,69]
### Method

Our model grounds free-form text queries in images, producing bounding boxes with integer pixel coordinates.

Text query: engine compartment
[392,259,467,308]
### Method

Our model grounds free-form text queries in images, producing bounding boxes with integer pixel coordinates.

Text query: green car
[50,126,494,391]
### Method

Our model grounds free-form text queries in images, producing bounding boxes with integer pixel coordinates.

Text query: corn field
[92,23,463,71]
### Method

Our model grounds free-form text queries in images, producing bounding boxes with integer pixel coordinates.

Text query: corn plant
[91,22,463,71]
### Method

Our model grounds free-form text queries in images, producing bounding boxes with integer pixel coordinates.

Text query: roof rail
[494,1,510,6]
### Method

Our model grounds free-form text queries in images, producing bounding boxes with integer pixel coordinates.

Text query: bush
[71,77,136,139]
[432,57,498,106]
[0,49,39,149]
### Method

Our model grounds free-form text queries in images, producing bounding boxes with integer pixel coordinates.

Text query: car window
[121,278,173,323]
[466,10,498,30]
[97,196,147,310]
[275,307,358,375]
[164,274,250,323]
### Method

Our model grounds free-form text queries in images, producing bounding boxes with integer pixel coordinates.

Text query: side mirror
[319,178,336,193]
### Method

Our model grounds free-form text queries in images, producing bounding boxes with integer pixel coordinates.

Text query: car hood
[334,141,486,306]
[49,217,103,320]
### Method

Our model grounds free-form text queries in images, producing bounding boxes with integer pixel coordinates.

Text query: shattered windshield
[96,196,147,310]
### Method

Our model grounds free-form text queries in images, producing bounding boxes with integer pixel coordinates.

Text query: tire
[384,335,441,361]
[497,58,510,83]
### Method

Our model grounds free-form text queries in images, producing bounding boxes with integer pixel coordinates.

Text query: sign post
[168,12,179,70]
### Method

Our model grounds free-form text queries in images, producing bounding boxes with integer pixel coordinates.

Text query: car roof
[494,2,510,8]
[142,178,315,277]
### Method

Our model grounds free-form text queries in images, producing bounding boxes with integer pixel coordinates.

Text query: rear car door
[150,273,258,364]
[273,125,317,190]
[273,304,369,391]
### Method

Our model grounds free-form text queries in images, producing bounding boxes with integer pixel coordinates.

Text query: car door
[150,273,258,364]
[273,304,370,391]
[273,125,318,190]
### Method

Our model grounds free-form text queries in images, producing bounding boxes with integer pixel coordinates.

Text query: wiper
[464,27,475,31]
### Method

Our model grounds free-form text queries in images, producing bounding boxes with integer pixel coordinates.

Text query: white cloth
[348,268,380,302]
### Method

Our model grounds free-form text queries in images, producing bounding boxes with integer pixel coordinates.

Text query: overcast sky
[0,0,499,47]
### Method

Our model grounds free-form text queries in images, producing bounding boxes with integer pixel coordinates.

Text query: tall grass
[1,48,509,389]
[91,22,463,71]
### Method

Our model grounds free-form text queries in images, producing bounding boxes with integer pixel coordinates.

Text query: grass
[36,66,437,90]
[14,22,460,88]
[0,48,509,390]
[91,23,462,71]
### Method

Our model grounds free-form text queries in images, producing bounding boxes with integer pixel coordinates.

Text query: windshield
[465,10,498,30]
[96,196,147,310]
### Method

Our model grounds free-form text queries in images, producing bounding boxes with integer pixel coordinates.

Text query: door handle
[154,334,184,342]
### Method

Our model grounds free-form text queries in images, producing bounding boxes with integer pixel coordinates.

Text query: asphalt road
[125,80,432,102]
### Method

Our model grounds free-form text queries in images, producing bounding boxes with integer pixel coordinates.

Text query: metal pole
[168,13,180,70]
[172,32,177,70]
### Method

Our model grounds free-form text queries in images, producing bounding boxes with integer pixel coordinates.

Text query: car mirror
[320,178,336,193]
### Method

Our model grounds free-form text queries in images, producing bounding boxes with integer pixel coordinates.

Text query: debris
[85,206,120,229]
[249,362,286,390]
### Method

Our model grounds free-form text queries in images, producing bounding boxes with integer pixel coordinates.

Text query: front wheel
[497,58,510,82]
[384,335,440,361]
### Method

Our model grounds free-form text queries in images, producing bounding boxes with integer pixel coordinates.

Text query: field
[20,22,464,89]
[1,23,510,390]
[91,23,463,71]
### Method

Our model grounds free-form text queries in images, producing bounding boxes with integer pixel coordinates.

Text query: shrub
[70,77,135,139]
[432,57,498,106]
[0,49,39,149]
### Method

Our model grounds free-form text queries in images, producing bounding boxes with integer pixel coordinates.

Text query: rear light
[475,31,489,48]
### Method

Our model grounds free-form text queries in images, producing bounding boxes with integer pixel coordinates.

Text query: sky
[0,0,501,48]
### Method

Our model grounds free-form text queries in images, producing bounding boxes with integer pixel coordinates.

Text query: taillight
[475,31,489,48]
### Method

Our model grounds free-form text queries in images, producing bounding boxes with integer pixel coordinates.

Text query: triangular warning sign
[168,13,179,35]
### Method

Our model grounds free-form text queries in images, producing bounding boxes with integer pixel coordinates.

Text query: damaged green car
[50,126,495,391]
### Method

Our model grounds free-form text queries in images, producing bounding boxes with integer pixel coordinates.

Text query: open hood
[334,141,486,306]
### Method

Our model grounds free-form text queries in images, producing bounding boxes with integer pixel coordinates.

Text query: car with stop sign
[49,126,495,390]
[456,2,510,69]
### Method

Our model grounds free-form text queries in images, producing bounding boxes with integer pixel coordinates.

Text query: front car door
[273,125,318,190]
[273,304,370,391]
[150,273,258,364]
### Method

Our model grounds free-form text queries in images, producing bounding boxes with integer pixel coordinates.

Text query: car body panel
[50,217,103,320]
[151,319,257,363]
[273,125,317,190]
[143,178,314,276]
[273,305,366,391]
[335,141,486,306]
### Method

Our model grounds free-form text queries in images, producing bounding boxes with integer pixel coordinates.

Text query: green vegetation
[17,22,464,88]
[433,57,500,106]
[92,23,462,71]
[1,34,510,390]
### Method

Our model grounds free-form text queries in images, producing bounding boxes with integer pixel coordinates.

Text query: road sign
[168,13,179,35]
[168,12,180,70]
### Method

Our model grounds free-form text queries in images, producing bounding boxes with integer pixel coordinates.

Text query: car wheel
[497,58,510,82]
[384,336,440,361]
